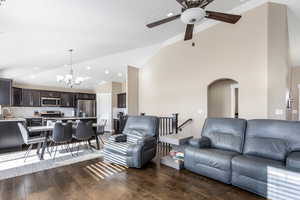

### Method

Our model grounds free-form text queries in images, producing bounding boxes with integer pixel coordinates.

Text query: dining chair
[18,123,45,162]
[73,121,94,155]
[96,119,107,145]
[49,122,73,159]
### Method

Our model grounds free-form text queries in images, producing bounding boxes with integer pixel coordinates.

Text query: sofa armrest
[137,136,156,146]
[287,151,300,171]
[108,134,127,142]
[188,137,211,148]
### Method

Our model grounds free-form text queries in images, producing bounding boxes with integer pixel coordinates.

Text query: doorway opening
[207,79,239,118]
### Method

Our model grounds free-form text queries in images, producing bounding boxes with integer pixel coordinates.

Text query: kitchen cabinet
[61,92,75,107]
[12,87,22,106]
[77,93,96,100]
[40,91,60,98]
[22,89,40,107]
[117,93,126,108]
[0,78,12,106]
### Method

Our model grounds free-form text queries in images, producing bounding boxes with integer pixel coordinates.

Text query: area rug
[0,142,103,180]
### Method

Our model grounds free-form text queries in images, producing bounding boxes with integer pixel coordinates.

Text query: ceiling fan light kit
[146,0,242,41]
[181,7,206,24]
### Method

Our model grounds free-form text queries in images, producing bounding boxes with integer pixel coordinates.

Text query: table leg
[39,131,49,160]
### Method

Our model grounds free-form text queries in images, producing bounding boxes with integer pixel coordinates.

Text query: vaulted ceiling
[0,0,299,90]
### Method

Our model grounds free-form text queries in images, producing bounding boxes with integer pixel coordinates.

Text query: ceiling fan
[146,0,242,41]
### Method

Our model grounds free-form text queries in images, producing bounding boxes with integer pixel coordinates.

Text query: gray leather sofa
[232,119,300,197]
[184,118,247,184]
[103,115,159,168]
[184,118,300,198]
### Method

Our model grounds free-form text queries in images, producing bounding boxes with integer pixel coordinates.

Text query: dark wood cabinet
[61,92,74,107]
[22,89,40,107]
[9,86,95,108]
[12,87,22,106]
[40,91,60,98]
[0,78,12,106]
[117,93,126,108]
[77,93,96,100]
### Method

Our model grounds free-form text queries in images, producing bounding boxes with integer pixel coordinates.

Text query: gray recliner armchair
[184,118,247,184]
[103,116,159,168]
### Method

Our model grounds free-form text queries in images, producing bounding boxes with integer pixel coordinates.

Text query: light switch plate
[275,109,283,115]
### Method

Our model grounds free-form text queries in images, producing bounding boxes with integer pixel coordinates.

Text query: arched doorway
[207,79,239,118]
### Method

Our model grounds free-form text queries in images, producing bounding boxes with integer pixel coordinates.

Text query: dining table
[28,123,99,160]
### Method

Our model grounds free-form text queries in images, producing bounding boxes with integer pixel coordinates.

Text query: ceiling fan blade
[184,24,194,41]
[176,0,188,8]
[146,14,181,28]
[205,11,241,24]
[200,0,215,8]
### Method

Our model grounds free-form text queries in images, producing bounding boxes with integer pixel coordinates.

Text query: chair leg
[66,143,74,157]
[47,141,53,157]
[98,135,104,144]
[76,141,81,156]
[86,140,94,152]
[53,145,58,160]
[24,144,33,162]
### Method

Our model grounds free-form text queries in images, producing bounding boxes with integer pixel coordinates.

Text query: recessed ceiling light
[30,75,36,79]
[86,66,91,70]
[104,69,110,74]
[167,12,174,17]
[117,72,122,77]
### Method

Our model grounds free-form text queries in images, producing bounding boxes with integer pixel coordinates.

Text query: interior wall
[290,67,300,120]
[267,3,289,120]
[127,66,139,115]
[208,79,237,118]
[139,3,285,137]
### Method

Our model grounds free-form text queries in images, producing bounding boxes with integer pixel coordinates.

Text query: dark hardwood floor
[0,158,264,200]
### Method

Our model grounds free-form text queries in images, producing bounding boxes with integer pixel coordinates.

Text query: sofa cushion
[244,120,300,161]
[185,147,239,171]
[123,116,159,137]
[201,118,247,153]
[232,155,284,182]
[243,137,288,161]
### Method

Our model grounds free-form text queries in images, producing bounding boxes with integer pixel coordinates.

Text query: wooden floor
[0,158,264,200]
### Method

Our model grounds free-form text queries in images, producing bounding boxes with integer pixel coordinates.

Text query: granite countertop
[0,118,26,122]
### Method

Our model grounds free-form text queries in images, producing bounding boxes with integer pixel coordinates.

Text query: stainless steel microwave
[41,97,61,107]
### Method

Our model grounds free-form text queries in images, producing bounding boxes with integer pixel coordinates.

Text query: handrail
[178,118,193,131]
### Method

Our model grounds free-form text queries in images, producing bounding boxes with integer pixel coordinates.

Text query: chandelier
[0,0,6,6]
[57,49,85,88]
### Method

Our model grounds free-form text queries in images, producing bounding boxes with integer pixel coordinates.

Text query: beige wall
[127,66,139,115]
[208,79,237,118]
[267,3,289,120]
[290,67,300,120]
[139,3,289,136]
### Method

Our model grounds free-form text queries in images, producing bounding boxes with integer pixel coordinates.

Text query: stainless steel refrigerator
[77,100,96,117]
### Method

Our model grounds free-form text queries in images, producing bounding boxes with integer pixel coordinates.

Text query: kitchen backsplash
[4,107,75,118]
